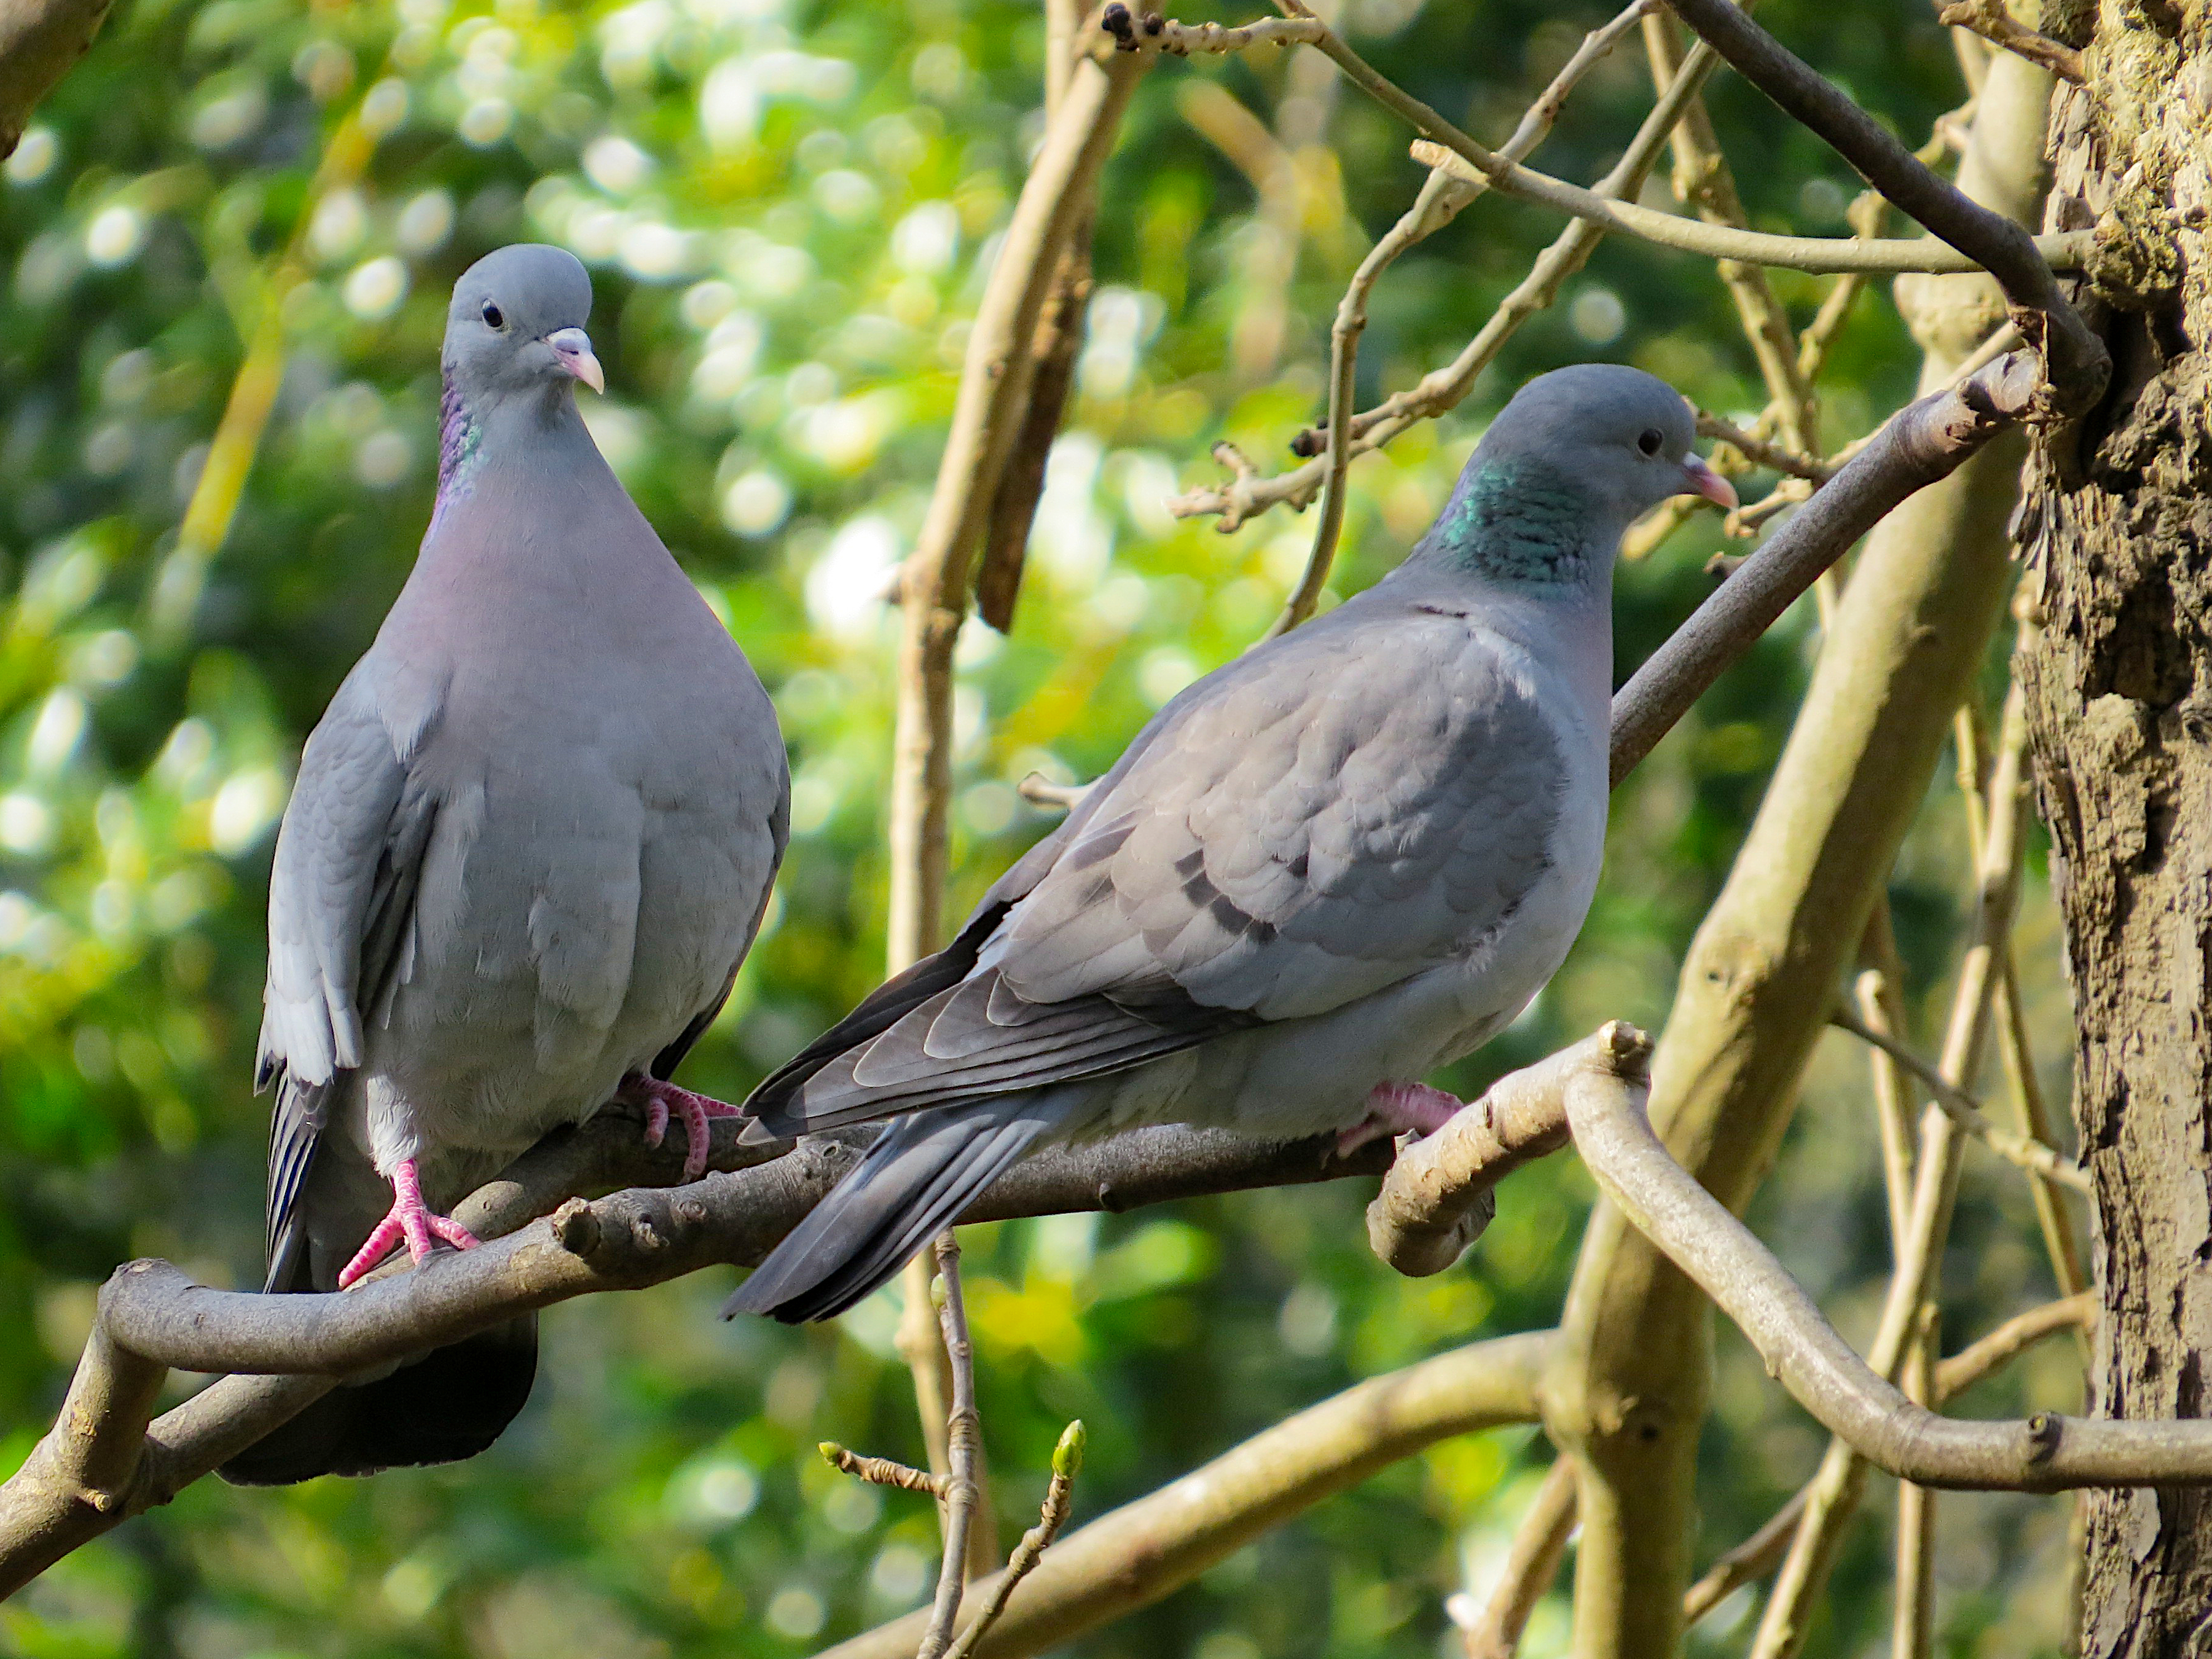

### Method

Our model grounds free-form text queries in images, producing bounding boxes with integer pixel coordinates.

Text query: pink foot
[337,1158,480,1288]
[621,1075,743,1183]
[1338,1080,1466,1156]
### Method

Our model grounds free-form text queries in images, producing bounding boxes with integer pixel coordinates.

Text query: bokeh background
[0,0,2084,1652]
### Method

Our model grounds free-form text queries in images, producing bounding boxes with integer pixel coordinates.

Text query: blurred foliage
[0,0,2085,1653]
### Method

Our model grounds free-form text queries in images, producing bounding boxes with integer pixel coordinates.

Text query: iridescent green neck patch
[1426,457,1593,585]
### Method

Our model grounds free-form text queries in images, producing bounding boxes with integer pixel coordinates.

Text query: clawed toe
[337,1158,479,1288]
[622,1076,744,1182]
[1339,1080,1467,1156]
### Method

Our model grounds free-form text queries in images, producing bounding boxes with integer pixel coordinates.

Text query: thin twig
[1663,0,2106,410]
[1177,31,1737,529]
[1934,1293,2097,1400]
[1894,1306,1940,1659]
[1936,0,2086,83]
[1118,7,2090,276]
[1262,0,1663,633]
[1683,1488,1808,1623]
[917,1233,983,1659]
[1457,1458,1579,1659]
[1695,410,1835,482]
[1829,1005,2089,1191]
[817,1335,1550,1659]
[943,1421,1087,1659]
[821,1442,947,1497]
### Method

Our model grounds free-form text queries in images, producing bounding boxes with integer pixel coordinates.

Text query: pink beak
[546,326,605,394]
[1681,453,1738,510]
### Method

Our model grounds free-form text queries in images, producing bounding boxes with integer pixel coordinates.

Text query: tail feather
[724,1098,1061,1323]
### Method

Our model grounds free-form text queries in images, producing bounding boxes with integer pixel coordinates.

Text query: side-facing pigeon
[221,245,790,1483]
[726,364,1732,1323]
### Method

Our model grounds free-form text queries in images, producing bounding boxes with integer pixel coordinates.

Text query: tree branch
[1367,1026,1642,1276]
[1456,1458,1580,1659]
[1661,0,2106,410]
[1567,1072,2212,1490]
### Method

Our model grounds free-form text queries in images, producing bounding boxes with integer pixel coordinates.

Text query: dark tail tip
[217,1317,538,1484]
[723,1100,1053,1323]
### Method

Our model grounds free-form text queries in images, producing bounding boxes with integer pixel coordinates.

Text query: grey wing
[761,605,1567,1132]
[649,763,793,1082]
[257,671,439,1289]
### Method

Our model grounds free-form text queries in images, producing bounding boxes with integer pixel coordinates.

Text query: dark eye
[1637,428,1665,457]
[481,300,506,329]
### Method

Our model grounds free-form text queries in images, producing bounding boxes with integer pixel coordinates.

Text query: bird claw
[337,1158,480,1288]
[621,1076,743,1183]
[1337,1080,1465,1156]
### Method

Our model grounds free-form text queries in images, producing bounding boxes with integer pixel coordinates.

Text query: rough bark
[2017,3,2212,1651]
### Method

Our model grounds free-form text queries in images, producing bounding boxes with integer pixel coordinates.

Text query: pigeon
[221,245,790,1482]
[725,364,1733,1323]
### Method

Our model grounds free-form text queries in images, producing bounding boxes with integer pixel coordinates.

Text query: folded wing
[748,600,1566,1135]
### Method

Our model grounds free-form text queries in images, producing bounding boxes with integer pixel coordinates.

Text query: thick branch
[1569,1077,2212,1490]
[1368,1025,1642,1276]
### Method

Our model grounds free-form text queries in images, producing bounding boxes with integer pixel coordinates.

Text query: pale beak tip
[547,327,606,394]
[1684,456,1738,511]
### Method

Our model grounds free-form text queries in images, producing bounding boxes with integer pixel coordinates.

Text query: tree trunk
[2018,6,2212,1652]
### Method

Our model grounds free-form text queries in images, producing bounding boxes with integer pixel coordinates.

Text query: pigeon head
[442,243,603,409]
[1413,364,1735,588]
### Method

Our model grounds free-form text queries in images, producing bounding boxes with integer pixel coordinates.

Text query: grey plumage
[728,364,1730,1323]
[224,245,789,1483]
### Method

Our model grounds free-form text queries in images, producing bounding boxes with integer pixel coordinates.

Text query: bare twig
[917,1234,983,1659]
[817,1333,1550,1659]
[1663,0,2107,410]
[1894,1308,1940,1659]
[943,1421,1087,1659]
[1682,1489,1806,1622]
[1567,1056,2212,1489]
[1644,15,1822,454]
[1934,1293,2097,1400]
[1368,1026,1644,1276]
[1695,410,1834,482]
[1178,29,1733,529]
[1120,7,2090,277]
[1936,0,2085,83]
[1854,962,1920,1257]
[1828,1005,2088,1190]
[821,1442,947,1497]
[1264,0,1657,636]
[1457,1458,1579,1659]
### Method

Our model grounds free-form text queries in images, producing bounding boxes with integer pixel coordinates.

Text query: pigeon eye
[481,301,506,330]
[1637,428,1665,457]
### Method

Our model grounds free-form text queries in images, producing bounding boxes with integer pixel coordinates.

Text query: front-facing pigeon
[221,245,790,1482]
[726,364,1732,1323]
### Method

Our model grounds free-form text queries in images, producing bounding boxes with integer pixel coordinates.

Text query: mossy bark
[2017,4,2212,1652]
